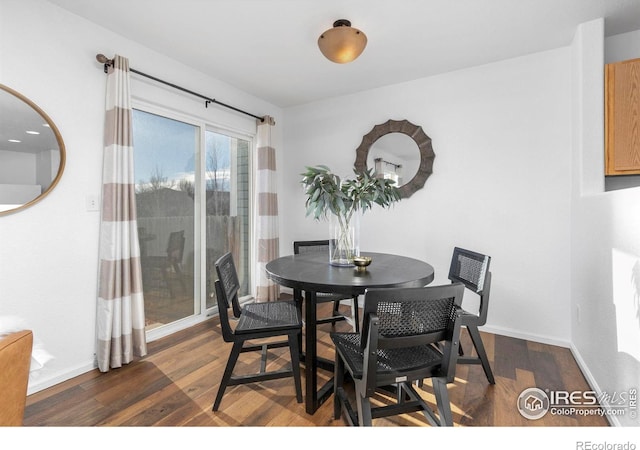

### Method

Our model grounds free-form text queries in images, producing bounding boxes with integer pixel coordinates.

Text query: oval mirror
[0,84,65,215]
[354,119,434,199]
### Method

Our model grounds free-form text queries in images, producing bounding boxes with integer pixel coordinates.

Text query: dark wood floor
[23,303,608,427]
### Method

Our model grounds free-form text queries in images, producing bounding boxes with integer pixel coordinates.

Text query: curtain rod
[96,54,265,122]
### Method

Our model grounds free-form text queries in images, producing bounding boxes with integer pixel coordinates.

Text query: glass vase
[329,211,360,266]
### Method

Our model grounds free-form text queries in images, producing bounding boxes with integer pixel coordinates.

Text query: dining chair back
[331,283,464,426]
[293,240,360,332]
[140,229,187,296]
[448,246,494,384]
[212,252,303,411]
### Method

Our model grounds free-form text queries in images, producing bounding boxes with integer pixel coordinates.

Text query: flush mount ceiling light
[317,19,367,64]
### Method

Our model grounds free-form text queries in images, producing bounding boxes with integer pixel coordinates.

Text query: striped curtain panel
[96,55,147,372]
[255,116,279,302]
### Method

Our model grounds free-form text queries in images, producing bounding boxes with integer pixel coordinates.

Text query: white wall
[571,21,640,427]
[282,47,573,345]
[605,28,640,63]
[0,0,282,393]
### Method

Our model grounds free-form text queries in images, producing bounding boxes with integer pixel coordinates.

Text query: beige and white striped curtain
[255,116,279,302]
[96,55,147,372]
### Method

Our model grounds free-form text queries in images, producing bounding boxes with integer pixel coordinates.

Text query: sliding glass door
[132,108,252,331]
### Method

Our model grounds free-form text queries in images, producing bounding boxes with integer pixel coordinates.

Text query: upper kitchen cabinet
[605,58,640,176]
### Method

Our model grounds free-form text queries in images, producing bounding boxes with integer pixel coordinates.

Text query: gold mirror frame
[354,119,434,199]
[0,84,66,216]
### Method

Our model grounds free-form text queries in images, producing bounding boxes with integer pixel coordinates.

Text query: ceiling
[46,0,640,107]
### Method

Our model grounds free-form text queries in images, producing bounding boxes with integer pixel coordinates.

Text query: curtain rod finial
[96,54,113,73]
[96,54,111,64]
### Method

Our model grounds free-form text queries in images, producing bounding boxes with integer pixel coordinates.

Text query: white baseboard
[569,344,620,427]
[480,324,571,348]
[27,359,97,395]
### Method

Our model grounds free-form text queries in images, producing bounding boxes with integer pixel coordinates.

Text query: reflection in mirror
[366,133,420,187]
[354,119,434,199]
[0,84,65,215]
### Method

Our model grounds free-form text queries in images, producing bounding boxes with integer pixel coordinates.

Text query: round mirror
[0,84,65,215]
[354,119,434,199]
[366,133,420,188]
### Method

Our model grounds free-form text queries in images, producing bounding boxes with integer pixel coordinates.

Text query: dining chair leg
[466,325,495,384]
[332,300,341,316]
[356,391,373,426]
[294,296,304,358]
[351,296,360,332]
[333,355,345,419]
[432,377,453,426]
[212,340,243,411]
[397,382,406,404]
[288,333,303,403]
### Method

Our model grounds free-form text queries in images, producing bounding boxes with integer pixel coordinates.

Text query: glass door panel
[133,109,198,330]
[205,130,250,309]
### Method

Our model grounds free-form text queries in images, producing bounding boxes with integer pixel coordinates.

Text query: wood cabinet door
[606,58,640,175]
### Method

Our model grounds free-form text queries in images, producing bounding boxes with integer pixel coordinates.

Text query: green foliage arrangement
[300,165,401,222]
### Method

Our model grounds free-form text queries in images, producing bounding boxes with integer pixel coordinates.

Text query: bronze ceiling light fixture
[317,19,367,64]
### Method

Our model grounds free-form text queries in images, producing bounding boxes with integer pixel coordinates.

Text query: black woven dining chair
[448,246,494,384]
[211,252,303,411]
[331,283,464,426]
[293,240,360,332]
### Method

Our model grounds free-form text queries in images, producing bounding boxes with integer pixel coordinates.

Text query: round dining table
[265,251,435,414]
